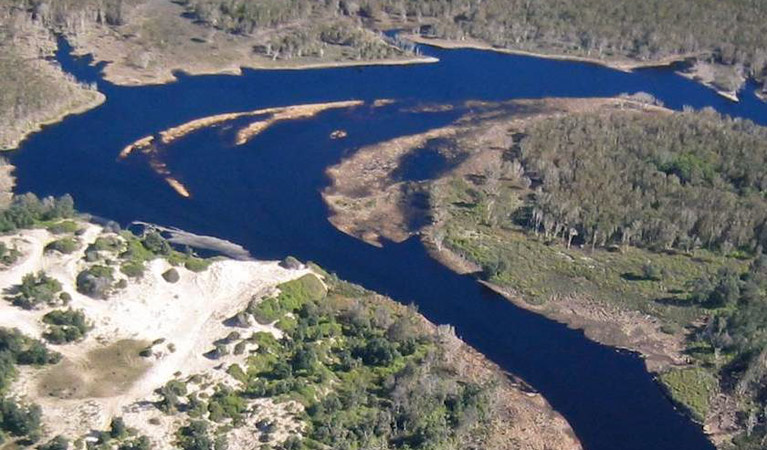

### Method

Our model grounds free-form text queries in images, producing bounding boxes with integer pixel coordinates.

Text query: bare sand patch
[0,221,309,443]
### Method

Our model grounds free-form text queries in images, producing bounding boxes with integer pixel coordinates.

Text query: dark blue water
[11,39,767,450]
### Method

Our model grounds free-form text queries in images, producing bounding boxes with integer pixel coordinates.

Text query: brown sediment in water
[119,135,155,158]
[372,99,397,107]
[165,177,191,198]
[234,100,364,145]
[119,100,369,199]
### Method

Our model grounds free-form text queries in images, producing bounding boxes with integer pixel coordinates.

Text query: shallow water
[10,39,767,450]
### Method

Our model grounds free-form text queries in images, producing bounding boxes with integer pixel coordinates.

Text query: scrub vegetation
[419,105,767,448]
[0,328,61,445]
[159,272,568,450]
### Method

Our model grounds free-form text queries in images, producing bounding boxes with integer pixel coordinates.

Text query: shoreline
[404,34,701,73]
[1,91,106,152]
[422,237,687,373]
[84,53,440,87]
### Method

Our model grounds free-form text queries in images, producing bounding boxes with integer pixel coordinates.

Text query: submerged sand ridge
[119,100,367,198]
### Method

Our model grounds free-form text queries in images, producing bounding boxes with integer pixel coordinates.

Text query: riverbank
[404,34,703,73]
[320,96,763,448]
[0,214,581,448]
[1,90,106,152]
[405,34,762,103]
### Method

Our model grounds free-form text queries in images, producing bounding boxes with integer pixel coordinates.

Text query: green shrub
[45,238,79,254]
[184,258,210,273]
[162,268,180,283]
[659,367,717,422]
[10,272,62,309]
[0,242,20,265]
[121,260,145,278]
[42,309,92,344]
[76,265,114,299]
[47,221,78,234]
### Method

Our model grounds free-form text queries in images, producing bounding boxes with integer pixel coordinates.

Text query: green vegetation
[659,367,718,422]
[384,0,767,90]
[42,308,93,344]
[0,328,60,445]
[423,106,767,447]
[7,271,63,310]
[177,0,414,62]
[45,237,79,254]
[0,241,20,265]
[169,271,505,449]
[517,110,767,253]
[76,264,115,299]
[0,193,75,233]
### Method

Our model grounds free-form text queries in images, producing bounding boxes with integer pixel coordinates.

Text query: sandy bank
[120,100,368,199]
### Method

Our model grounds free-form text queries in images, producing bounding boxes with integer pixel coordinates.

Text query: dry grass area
[0,221,309,445]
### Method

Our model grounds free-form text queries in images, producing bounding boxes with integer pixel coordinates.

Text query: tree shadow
[654,296,694,307]
[620,272,647,281]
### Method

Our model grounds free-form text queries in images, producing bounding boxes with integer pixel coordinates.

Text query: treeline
[370,0,767,88]
[515,109,767,253]
[696,256,767,449]
[0,193,75,232]
[178,0,324,34]
[178,0,409,61]
[2,0,141,29]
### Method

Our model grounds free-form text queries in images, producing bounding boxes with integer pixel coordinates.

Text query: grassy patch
[251,274,327,325]
[438,175,746,325]
[37,339,150,399]
[659,367,718,422]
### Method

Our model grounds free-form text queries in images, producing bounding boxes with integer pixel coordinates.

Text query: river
[10,39,767,450]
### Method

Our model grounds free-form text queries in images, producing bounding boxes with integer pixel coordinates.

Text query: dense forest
[517,109,767,254]
[695,256,767,449]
